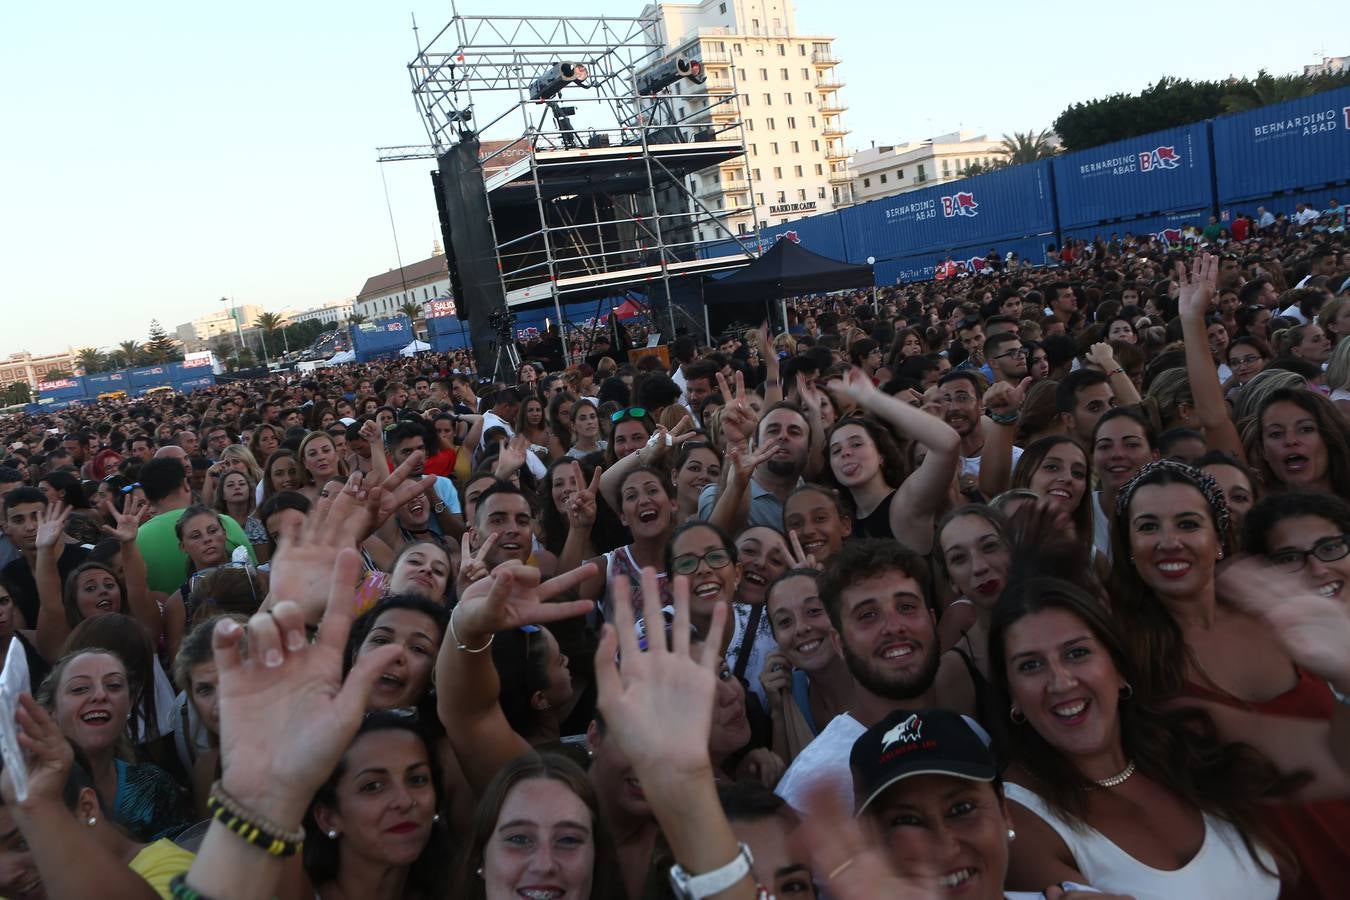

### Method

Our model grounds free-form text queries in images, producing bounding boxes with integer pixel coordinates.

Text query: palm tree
[118,340,142,366]
[398,301,423,321]
[1219,70,1340,113]
[254,311,286,362]
[997,129,1058,165]
[76,347,106,374]
[348,313,368,326]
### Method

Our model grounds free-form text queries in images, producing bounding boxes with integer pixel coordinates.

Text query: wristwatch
[669,843,754,900]
[433,501,447,514]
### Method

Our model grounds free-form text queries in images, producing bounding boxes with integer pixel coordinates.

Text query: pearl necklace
[1084,760,1136,791]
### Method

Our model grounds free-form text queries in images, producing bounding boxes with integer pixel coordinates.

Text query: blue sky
[1,0,1338,356]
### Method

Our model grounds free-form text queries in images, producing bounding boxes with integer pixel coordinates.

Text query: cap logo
[880,713,923,751]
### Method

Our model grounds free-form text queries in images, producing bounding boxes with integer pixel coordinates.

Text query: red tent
[611,298,644,321]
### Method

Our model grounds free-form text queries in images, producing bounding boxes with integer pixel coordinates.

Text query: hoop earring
[1119,682,1133,701]
[1009,706,1026,724]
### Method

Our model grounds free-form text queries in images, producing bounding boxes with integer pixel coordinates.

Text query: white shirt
[961,444,1023,478]
[775,713,865,814]
[1278,302,1308,324]
[1295,207,1321,226]
[480,411,513,448]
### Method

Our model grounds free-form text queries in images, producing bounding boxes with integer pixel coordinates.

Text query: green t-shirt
[137,508,257,595]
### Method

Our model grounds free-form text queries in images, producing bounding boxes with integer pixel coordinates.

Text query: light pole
[867,257,878,313]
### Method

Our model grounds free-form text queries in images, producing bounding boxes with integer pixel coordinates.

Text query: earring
[1009,706,1026,724]
[1007,828,1017,842]
[476,867,484,878]
[327,830,339,840]
[587,748,595,759]
[86,816,97,827]
[1119,682,1134,701]
[1217,548,1224,560]
[433,813,441,824]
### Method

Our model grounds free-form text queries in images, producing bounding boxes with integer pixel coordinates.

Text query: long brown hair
[1243,387,1350,496]
[1010,435,1093,551]
[453,752,622,900]
[989,577,1297,881]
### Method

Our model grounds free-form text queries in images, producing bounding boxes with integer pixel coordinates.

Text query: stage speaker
[434,139,510,377]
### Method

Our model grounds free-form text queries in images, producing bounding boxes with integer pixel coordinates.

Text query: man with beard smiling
[468,480,556,579]
[937,371,1022,478]
[698,402,813,530]
[775,538,978,814]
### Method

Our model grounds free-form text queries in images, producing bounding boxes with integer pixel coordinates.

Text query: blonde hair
[220,444,263,483]
[1326,337,1350,394]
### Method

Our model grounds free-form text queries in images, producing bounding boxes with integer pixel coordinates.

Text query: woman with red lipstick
[302,710,451,900]
[1245,388,1350,498]
[936,505,1012,678]
[990,577,1288,898]
[1112,460,1350,899]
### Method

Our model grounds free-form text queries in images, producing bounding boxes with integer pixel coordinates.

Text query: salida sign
[37,378,79,391]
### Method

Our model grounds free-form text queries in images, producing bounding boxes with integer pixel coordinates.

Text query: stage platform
[505,252,751,310]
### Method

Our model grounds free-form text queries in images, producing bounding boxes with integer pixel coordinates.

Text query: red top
[423,448,457,478]
[1186,670,1350,900]
[1231,217,1250,242]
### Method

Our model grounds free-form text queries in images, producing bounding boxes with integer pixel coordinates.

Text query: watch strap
[669,843,754,900]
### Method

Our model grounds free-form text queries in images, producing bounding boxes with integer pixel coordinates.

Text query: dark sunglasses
[611,407,648,424]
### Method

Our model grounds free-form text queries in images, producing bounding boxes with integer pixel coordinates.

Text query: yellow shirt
[129,838,197,899]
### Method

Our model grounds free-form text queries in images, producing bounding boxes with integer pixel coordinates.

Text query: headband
[1115,458,1230,540]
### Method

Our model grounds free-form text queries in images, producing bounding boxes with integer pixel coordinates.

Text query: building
[849,131,1007,205]
[1304,55,1348,76]
[0,349,78,391]
[290,299,354,327]
[176,304,267,353]
[353,253,451,322]
[638,0,851,242]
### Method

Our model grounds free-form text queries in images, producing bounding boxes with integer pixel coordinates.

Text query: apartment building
[850,131,1006,205]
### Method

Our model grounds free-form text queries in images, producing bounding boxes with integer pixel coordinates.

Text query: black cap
[849,708,997,815]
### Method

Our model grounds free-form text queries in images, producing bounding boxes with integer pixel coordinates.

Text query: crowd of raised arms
[1,228,1350,900]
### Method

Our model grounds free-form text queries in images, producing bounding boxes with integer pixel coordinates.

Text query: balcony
[705,81,734,94]
[819,101,848,115]
[822,121,850,138]
[825,144,851,160]
[827,169,852,185]
[698,50,732,66]
[710,179,750,194]
[811,51,840,66]
[815,78,844,91]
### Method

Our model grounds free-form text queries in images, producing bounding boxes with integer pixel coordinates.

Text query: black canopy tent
[701,238,875,338]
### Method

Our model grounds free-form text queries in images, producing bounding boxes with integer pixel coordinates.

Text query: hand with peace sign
[725,438,781,489]
[450,560,598,650]
[823,366,876,408]
[456,531,500,591]
[564,461,603,530]
[716,369,758,446]
[786,529,823,571]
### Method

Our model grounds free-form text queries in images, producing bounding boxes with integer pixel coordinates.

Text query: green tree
[142,321,181,363]
[961,161,997,177]
[2,382,32,405]
[997,129,1058,165]
[348,313,368,325]
[235,347,257,369]
[76,347,106,374]
[398,301,423,321]
[254,311,286,362]
[43,370,72,381]
[1220,68,1350,113]
[117,340,142,367]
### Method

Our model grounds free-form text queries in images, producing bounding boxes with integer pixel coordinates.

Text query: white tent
[324,349,356,365]
[399,339,432,357]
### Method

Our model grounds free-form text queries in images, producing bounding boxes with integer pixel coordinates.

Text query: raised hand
[1176,252,1219,320]
[726,439,780,488]
[0,695,73,810]
[1084,342,1118,373]
[564,462,602,529]
[759,650,793,703]
[1218,556,1350,689]
[458,531,499,586]
[493,434,530,478]
[825,366,876,407]
[214,549,402,827]
[452,560,597,646]
[594,567,729,782]
[359,418,382,446]
[323,453,429,546]
[716,369,758,445]
[98,497,141,544]
[983,377,1032,417]
[34,502,70,551]
[786,529,823,570]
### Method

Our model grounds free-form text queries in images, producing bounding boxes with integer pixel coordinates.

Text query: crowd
[1,225,1349,900]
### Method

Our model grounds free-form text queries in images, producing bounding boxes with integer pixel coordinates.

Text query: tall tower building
[638,0,850,243]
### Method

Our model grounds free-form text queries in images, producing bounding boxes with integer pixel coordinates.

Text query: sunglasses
[611,407,648,424]
[119,482,141,495]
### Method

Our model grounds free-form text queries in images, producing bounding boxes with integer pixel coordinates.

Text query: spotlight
[530,62,588,101]
[637,57,706,96]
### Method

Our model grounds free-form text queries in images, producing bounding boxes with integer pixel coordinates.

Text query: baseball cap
[850,708,997,815]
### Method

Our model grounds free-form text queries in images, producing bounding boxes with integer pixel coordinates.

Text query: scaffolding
[405,3,762,356]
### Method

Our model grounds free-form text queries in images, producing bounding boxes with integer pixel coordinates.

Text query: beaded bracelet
[986,409,1019,425]
[207,781,305,857]
[169,873,216,900]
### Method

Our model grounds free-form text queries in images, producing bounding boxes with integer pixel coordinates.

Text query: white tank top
[1004,782,1279,900]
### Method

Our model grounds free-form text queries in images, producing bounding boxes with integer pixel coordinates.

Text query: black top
[850,489,897,540]
[2,543,90,628]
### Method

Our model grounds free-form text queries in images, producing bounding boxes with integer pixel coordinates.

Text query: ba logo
[1151,228,1182,244]
[941,192,978,218]
[1343,106,1350,129]
[1138,146,1180,172]
[880,714,924,750]
[774,230,801,243]
[965,257,988,273]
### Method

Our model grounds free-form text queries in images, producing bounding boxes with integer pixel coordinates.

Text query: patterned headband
[1115,458,1231,540]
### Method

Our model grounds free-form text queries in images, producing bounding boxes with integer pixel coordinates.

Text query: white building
[849,131,1007,205]
[1304,55,1348,76]
[354,254,451,323]
[176,304,267,353]
[290,300,354,327]
[638,0,851,241]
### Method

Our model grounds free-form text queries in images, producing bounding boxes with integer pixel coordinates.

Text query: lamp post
[867,257,878,313]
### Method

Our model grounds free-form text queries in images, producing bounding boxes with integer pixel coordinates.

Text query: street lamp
[866,257,878,312]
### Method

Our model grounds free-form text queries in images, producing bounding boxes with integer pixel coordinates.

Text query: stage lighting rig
[637,57,705,96]
[530,62,588,101]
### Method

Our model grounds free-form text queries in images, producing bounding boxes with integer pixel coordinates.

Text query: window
[734,43,742,54]
[805,92,813,104]
[780,68,789,79]
[747,120,753,131]
[791,140,800,152]
[759,68,768,79]
[818,186,827,198]
[880,173,888,184]
[750,143,757,155]
[715,199,723,210]
[711,171,720,183]
[773,166,783,178]
[809,116,816,127]
[719,2,726,12]
[942,159,950,175]
[738,221,749,234]
[777,43,786,56]
[801,68,810,79]
[767,118,775,129]
[753,168,761,180]
[897,168,903,179]
[776,190,786,203]
[794,165,803,176]
[763,92,772,105]
[787,116,796,128]
[756,193,765,205]
[742,94,749,106]
[799,45,807,56]
[814,163,823,175]
[752,18,760,28]
[771,142,779,153]
[812,140,820,151]
[797,188,807,200]
[738,67,747,80]
[863,177,871,188]
[785,93,793,105]
[917,163,927,181]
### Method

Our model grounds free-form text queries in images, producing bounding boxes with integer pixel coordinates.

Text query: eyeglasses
[1229,355,1263,368]
[670,547,733,576]
[992,347,1028,360]
[1268,534,1350,573]
[611,407,648,424]
[936,392,975,406]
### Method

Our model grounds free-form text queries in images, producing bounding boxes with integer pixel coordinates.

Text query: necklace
[1084,760,1136,791]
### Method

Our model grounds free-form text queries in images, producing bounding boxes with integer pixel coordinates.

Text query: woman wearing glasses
[1244,492,1350,608]
[1224,337,1271,395]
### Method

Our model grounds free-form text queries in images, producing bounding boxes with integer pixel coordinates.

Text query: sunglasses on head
[611,407,648,424]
